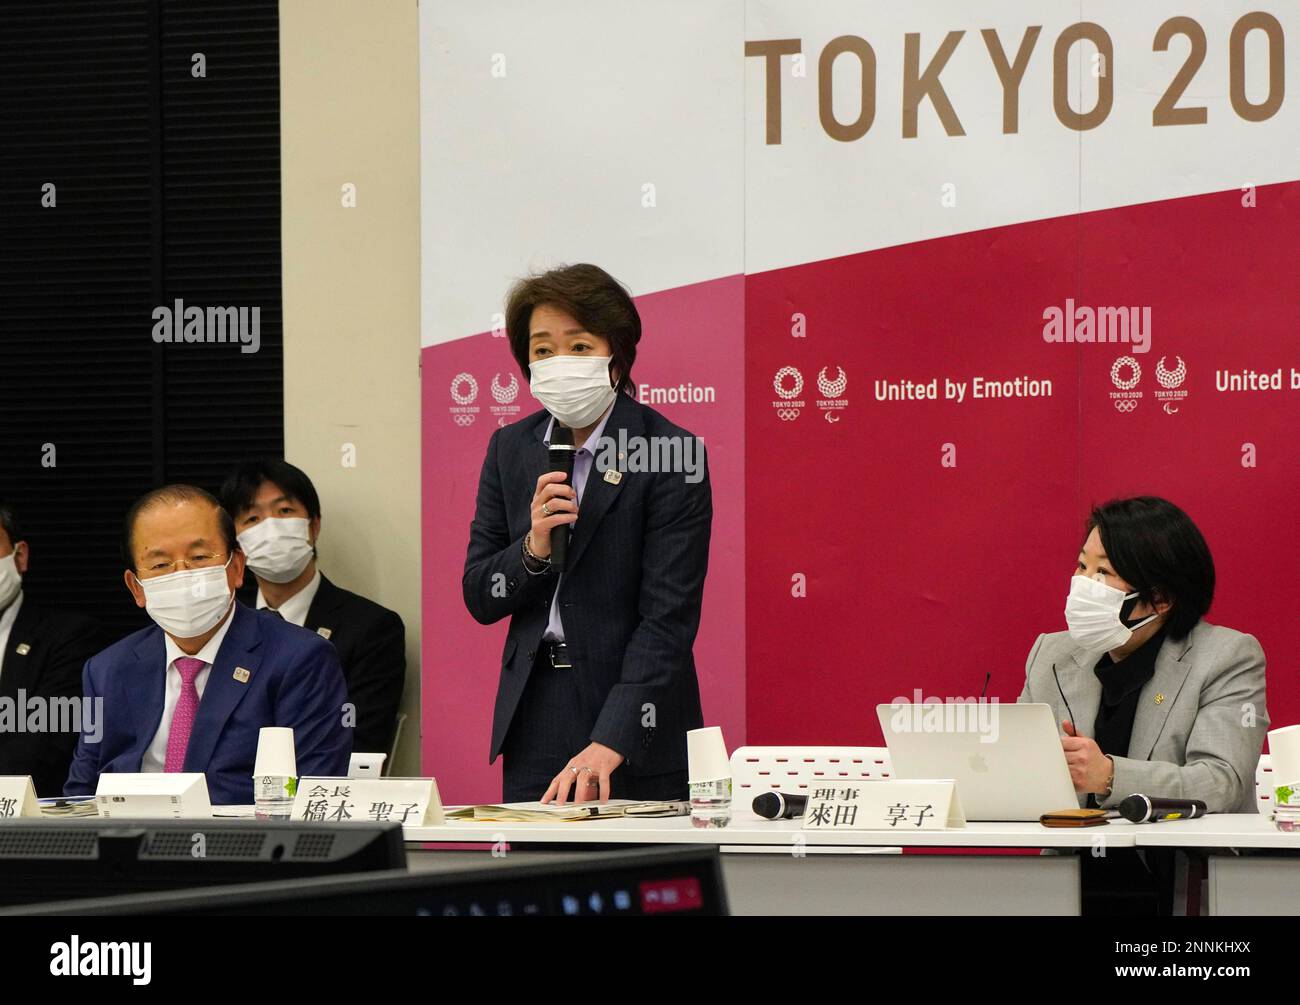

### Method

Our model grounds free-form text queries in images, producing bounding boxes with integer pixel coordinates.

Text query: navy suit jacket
[0,599,103,797]
[65,602,351,804]
[463,392,710,776]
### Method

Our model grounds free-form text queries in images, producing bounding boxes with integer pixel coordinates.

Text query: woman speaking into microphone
[463,263,711,804]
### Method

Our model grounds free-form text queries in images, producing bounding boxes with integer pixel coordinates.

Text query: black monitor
[14,845,728,916]
[0,819,405,908]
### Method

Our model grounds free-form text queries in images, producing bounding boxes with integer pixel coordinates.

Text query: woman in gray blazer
[1020,496,1268,815]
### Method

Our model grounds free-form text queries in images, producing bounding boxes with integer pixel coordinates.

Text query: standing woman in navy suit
[463,264,712,804]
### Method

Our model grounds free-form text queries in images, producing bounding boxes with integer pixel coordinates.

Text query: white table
[19,808,1296,914]
[402,812,1139,915]
[1123,814,1300,916]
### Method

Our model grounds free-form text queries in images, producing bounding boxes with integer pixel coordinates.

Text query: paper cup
[1268,724,1300,787]
[687,726,729,783]
[254,726,297,777]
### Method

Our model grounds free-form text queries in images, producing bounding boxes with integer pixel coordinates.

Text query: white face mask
[237,517,314,584]
[528,354,617,429]
[134,555,235,639]
[0,552,21,611]
[1064,573,1159,651]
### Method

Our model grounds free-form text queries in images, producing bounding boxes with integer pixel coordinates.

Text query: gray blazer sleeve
[1100,632,1268,814]
[1019,633,1046,704]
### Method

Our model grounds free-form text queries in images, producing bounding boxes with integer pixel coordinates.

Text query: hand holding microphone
[527,424,578,563]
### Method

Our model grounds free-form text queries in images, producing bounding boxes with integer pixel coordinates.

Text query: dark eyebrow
[529,328,588,340]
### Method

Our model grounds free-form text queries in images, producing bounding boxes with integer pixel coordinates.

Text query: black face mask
[1119,591,1156,629]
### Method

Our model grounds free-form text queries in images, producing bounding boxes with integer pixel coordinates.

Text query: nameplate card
[0,776,40,818]
[801,779,966,831]
[95,773,213,819]
[292,777,445,826]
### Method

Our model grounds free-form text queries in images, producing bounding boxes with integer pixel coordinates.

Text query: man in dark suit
[64,485,350,804]
[464,264,712,804]
[219,459,405,758]
[0,503,103,796]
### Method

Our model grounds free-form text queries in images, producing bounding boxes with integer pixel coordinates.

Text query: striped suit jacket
[463,391,710,777]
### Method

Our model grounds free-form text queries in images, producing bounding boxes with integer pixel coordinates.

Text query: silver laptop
[876,702,1078,821]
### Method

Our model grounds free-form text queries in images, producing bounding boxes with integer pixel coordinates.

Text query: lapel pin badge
[317,627,333,640]
[603,469,622,485]
[15,643,30,656]
[1154,692,1165,705]
[233,667,251,683]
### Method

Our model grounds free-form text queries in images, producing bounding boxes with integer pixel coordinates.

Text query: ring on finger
[542,503,552,517]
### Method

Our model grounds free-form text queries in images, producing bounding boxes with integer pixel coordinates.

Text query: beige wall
[279,0,421,773]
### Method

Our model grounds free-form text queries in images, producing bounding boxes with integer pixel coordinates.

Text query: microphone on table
[1117,794,1208,823]
[752,792,808,820]
[547,422,577,570]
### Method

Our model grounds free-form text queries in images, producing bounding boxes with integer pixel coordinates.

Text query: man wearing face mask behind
[464,263,711,805]
[1021,496,1267,815]
[219,458,406,758]
[65,485,351,803]
[0,502,103,796]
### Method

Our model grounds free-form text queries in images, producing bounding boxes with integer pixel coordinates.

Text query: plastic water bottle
[687,726,733,828]
[690,776,733,828]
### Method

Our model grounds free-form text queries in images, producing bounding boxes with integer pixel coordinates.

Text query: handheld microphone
[752,791,808,820]
[547,422,576,570]
[1117,794,1208,823]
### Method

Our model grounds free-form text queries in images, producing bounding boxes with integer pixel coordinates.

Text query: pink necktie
[164,656,206,772]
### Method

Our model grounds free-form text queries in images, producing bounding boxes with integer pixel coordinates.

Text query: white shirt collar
[255,567,321,627]
[542,400,616,455]
[163,599,238,671]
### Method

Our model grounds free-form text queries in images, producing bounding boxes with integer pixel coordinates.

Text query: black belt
[540,639,572,669]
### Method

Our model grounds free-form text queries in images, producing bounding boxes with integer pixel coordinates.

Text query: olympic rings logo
[1114,399,1138,413]
[776,408,801,421]
[452,413,476,426]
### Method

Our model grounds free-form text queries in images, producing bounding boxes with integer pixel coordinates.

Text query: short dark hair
[504,263,640,396]
[0,500,22,551]
[218,458,321,522]
[122,484,236,571]
[1085,496,1214,641]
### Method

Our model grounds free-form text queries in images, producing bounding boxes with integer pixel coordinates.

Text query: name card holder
[801,779,966,831]
[95,773,213,819]
[0,776,41,818]
[292,776,445,826]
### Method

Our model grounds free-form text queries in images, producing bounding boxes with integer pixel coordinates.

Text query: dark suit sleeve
[463,425,554,625]
[277,638,352,776]
[590,440,712,761]
[347,608,406,755]
[31,614,101,797]
[64,655,104,796]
